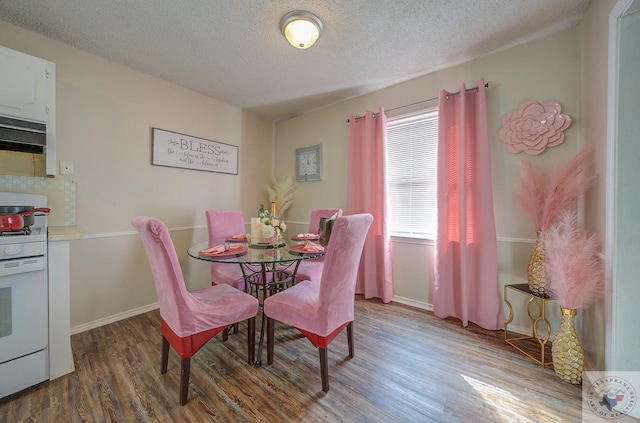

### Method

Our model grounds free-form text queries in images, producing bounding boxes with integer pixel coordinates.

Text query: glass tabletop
[187,236,325,265]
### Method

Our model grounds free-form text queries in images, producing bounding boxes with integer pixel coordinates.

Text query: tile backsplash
[0,176,76,226]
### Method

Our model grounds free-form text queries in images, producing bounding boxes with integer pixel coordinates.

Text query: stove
[0,191,49,398]
[0,195,47,246]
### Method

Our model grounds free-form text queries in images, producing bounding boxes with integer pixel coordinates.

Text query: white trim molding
[71,302,159,335]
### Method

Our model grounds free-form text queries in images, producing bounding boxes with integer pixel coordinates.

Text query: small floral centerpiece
[260,217,287,244]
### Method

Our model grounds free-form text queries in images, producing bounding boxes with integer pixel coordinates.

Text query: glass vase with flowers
[260,217,287,246]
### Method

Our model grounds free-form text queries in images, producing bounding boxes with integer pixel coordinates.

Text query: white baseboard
[391,296,550,339]
[70,302,159,335]
[71,297,547,341]
[50,366,75,380]
[392,296,433,312]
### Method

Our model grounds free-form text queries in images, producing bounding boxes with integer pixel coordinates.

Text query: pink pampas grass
[544,211,603,309]
[515,160,547,230]
[515,148,595,231]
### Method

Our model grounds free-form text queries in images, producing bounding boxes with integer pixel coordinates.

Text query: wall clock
[296,144,322,182]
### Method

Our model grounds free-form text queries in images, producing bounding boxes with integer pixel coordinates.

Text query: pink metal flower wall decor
[498,101,572,155]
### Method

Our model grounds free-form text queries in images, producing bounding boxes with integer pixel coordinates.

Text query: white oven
[0,192,49,399]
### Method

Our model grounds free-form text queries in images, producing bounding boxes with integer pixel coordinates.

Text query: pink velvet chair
[308,208,343,234]
[295,208,343,284]
[205,209,246,290]
[131,216,258,405]
[264,213,373,392]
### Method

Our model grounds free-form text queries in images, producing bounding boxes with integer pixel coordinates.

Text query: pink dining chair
[205,209,246,290]
[295,208,343,284]
[131,216,258,405]
[308,208,343,235]
[264,213,373,392]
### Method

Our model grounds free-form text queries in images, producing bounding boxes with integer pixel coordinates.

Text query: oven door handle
[0,256,46,278]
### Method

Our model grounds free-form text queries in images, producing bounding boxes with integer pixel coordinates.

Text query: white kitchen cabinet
[0,45,56,175]
[47,239,75,379]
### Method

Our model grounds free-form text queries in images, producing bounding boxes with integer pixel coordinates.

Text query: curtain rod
[347,81,492,123]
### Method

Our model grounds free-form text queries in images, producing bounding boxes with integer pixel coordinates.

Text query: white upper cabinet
[0,45,54,122]
[0,45,56,175]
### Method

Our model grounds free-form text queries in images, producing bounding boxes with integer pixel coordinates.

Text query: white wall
[579,0,616,372]
[275,2,618,371]
[0,3,617,374]
[276,27,581,308]
[0,21,275,327]
[611,1,640,371]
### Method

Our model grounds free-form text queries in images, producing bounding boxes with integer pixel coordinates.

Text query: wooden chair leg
[180,358,191,406]
[267,317,274,365]
[319,347,329,392]
[161,336,170,374]
[247,317,256,364]
[347,321,354,358]
[222,323,239,341]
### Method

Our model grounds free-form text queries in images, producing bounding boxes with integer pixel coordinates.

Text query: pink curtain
[347,108,393,303]
[433,79,504,330]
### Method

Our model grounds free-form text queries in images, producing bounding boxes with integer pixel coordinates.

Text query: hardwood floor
[1,296,593,422]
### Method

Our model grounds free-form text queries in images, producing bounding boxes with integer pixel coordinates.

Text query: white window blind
[386,108,438,238]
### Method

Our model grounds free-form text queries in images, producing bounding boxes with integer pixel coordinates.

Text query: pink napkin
[198,243,244,255]
[230,233,246,240]
[301,241,324,252]
[296,233,318,239]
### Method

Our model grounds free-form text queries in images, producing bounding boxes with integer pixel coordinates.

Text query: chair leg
[247,317,256,364]
[319,347,329,392]
[347,321,354,358]
[266,317,274,365]
[161,336,169,374]
[180,358,191,406]
[222,323,239,341]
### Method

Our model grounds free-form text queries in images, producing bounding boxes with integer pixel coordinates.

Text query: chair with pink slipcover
[131,216,258,405]
[264,213,373,392]
[205,209,247,290]
[308,208,343,235]
[295,208,343,284]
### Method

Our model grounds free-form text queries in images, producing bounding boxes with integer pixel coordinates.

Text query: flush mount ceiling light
[280,10,323,49]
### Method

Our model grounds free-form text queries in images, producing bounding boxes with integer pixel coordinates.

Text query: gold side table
[503,283,555,367]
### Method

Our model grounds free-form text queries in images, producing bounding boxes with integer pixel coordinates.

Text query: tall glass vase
[527,230,549,296]
[552,307,584,384]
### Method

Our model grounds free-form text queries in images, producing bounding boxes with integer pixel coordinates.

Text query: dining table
[188,234,325,366]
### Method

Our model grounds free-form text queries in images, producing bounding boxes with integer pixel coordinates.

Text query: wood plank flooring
[1,297,593,422]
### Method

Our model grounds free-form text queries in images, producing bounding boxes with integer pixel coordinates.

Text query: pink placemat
[291,233,320,241]
[289,243,325,254]
[198,244,247,257]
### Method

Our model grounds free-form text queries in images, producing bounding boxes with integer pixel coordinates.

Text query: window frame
[385,107,438,241]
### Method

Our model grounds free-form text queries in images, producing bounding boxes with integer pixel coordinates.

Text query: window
[386,108,438,238]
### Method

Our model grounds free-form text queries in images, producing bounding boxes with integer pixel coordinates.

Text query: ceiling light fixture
[280,10,323,49]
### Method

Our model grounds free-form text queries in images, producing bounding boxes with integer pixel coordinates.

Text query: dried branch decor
[515,147,596,295]
[265,175,296,218]
[545,211,603,309]
[544,211,603,385]
[515,148,596,231]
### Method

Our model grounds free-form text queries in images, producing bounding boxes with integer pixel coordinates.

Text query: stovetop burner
[0,192,48,246]
[0,227,31,236]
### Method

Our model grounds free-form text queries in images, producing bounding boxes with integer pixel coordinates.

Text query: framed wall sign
[152,128,238,174]
[296,144,322,182]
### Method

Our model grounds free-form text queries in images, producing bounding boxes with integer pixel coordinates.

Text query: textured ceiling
[0,0,590,121]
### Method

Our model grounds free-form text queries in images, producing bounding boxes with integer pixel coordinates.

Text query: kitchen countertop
[48,226,83,241]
